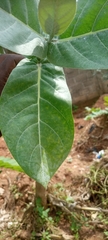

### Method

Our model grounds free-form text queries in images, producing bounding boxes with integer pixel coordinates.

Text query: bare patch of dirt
[0,94,108,240]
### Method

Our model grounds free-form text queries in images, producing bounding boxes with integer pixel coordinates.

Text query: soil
[0,94,108,240]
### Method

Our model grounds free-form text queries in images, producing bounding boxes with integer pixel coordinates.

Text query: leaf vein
[96,33,108,51]
[40,97,68,123]
[40,120,64,145]
[92,0,108,31]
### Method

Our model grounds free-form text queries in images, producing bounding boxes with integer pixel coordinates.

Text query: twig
[74,205,108,213]
[35,232,74,240]
[92,118,104,129]
[48,193,108,214]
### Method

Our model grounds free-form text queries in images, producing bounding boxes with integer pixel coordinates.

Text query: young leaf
[0,59,74,188]
[38,0,76,39]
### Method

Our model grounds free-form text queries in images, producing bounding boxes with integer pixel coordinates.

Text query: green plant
[31,231,37,240]
[85,107,108,120]
[35,198,54,227]
[70,213,81,240]
[104,96,108,106]
[72,104,78,112]
[36,198,50,220]
[104,231,108,239]
[85,96,108,120]
[86,164,108,207]
[54,182,65,191]
[41,230,51,240]
[10,184,23,199]
[0,0,108,192]
[54,210,62,224]
[51,182,67,200]
[70,213,88,240]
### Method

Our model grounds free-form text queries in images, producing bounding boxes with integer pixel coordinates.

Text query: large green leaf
[47,0,108,69]
[71,0,108,36]
[47,31,108,69]
[0,59,74,187]
[0,4,46,57]
[38,0,76,38]
[60,0,108,38]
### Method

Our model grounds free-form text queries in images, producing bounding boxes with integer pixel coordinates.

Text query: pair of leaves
[39,0,76,38]
[0,0,76,57]
[0,0,108,69]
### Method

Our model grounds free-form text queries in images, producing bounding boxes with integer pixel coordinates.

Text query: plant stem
[34,181,47,208]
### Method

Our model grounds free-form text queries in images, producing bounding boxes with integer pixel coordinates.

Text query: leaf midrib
[58,28,108,43]
[37,64,41,150]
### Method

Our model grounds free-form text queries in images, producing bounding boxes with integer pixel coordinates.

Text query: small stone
[0,187,4,195]
[7,221,18,229]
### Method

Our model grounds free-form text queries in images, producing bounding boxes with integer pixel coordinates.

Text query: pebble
[0,187,4,195]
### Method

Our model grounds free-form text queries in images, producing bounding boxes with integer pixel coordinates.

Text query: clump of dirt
[0,94,108,240]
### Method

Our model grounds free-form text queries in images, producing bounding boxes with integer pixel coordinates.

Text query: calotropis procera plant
[0,0,108,188]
